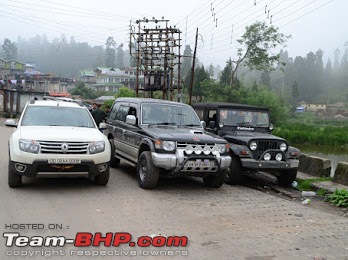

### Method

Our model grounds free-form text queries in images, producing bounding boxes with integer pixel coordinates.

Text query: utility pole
[189,28,198,105]
[130,18,182,100]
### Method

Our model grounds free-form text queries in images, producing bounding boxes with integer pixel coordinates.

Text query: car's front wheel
[109,139,120,168]
[277,169,297,187]
[8,162,22,188]
[137,151,159,189]
[224,155,244,185]
[203,173,224,188]
[94,168,110,185]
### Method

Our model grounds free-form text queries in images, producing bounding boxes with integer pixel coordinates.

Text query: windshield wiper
[148,122,176,126]
[180,124,201,127]
[236,122,254,126]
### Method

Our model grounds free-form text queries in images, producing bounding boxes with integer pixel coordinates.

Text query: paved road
[1,124,348,260]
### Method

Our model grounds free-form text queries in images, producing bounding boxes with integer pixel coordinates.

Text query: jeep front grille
[252,140,281,159]
[38,141,89,154]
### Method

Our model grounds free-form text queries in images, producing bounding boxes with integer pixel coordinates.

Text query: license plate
[48,158,81,164]
[187,159,211,167]
[290,162,299,168]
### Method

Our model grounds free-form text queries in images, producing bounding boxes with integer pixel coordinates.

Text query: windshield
[219,109,270,127]
[21,106,96,128]
[142,103,201,126]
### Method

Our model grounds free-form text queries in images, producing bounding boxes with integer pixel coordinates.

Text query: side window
[108,102,120,123]
[115,106,129,122]
[128,106,138,125]
[195,109,204,120]
[208,110,217,123]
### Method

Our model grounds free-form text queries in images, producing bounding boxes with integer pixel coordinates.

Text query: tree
[231,22,290,83]
[105,36,116,67]
[220,58,232,85]
[291,81,299,99]
[208,63,214,78]
[1,39,18,60]
[114,86,135,98]
[115,44,124,68]
[260,70,270,87]
[182,45,193,79]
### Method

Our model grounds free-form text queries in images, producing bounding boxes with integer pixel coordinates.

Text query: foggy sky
[1,0,347,67]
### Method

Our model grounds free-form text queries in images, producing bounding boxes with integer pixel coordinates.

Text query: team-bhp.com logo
[3,232,188,247]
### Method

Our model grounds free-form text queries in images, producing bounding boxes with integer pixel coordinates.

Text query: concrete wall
[299,154,331,177]
[333,162,348,186]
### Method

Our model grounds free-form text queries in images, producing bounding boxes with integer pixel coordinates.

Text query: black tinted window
[115,106,129,122]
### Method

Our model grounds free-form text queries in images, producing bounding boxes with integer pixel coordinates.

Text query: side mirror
[200,121,206,128]
[269,124,274,131]
[5,119,17,127]
[126,115,136,126]
[99,122,107,130]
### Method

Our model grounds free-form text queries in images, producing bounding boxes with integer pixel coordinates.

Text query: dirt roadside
[243,171,348,218]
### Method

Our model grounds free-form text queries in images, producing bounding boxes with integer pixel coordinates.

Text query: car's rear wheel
[203,173,224,188]
[8,162,22,188]
[277,169,297,187]
[94,168,110,185]
[224,155,244,185]
[137,151,159,189]
[109,139,120,168]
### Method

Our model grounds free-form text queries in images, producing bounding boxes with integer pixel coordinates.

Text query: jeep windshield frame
[218,108,270,128]
[141,103,201,127]
[20,106,96,128]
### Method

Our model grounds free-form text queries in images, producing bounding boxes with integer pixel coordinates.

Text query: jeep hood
[19,126,106,142]
[144,126,226,143]
[221,131,285,145]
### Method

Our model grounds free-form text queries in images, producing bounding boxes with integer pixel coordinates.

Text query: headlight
[212,144,226,154]
[185,145,193,155]
[280,143,287,151]
[89,141,105,154]
[249,141,257,151]
[19,139,40,154]
[264,153,271,161]
[275,153,283,161]
[203,145,212,155]
[162,141,175,152]
[194,145,203,155]
[155,140,176,152]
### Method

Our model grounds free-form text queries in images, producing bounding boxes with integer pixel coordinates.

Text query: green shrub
[326,189,348,208]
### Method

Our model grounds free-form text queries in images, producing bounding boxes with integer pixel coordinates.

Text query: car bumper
[9,160,109,178]
[151,152,231,177]
[240,159,299,170]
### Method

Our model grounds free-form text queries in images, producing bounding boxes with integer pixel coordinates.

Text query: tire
[203,173,224,188]
[94,168,110,185]
[109,139,120,168]
[137,151,159,189]
[224,155,244,185]
[8,162,22,188]
[277,169,297,187]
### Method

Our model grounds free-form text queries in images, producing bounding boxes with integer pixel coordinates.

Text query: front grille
[252,140,281,159]
[37,164,89,172]
[39,141,89,154]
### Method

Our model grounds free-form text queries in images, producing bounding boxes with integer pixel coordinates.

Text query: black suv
[103,98,231,189]
[192,102,300,186]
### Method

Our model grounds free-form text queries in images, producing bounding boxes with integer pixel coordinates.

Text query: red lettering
[137,236,152,247]
[112,232,131,246]
[92,232,113,247]
[74,232,92,247]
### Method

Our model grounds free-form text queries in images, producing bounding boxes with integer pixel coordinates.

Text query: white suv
[6,99,111,188]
